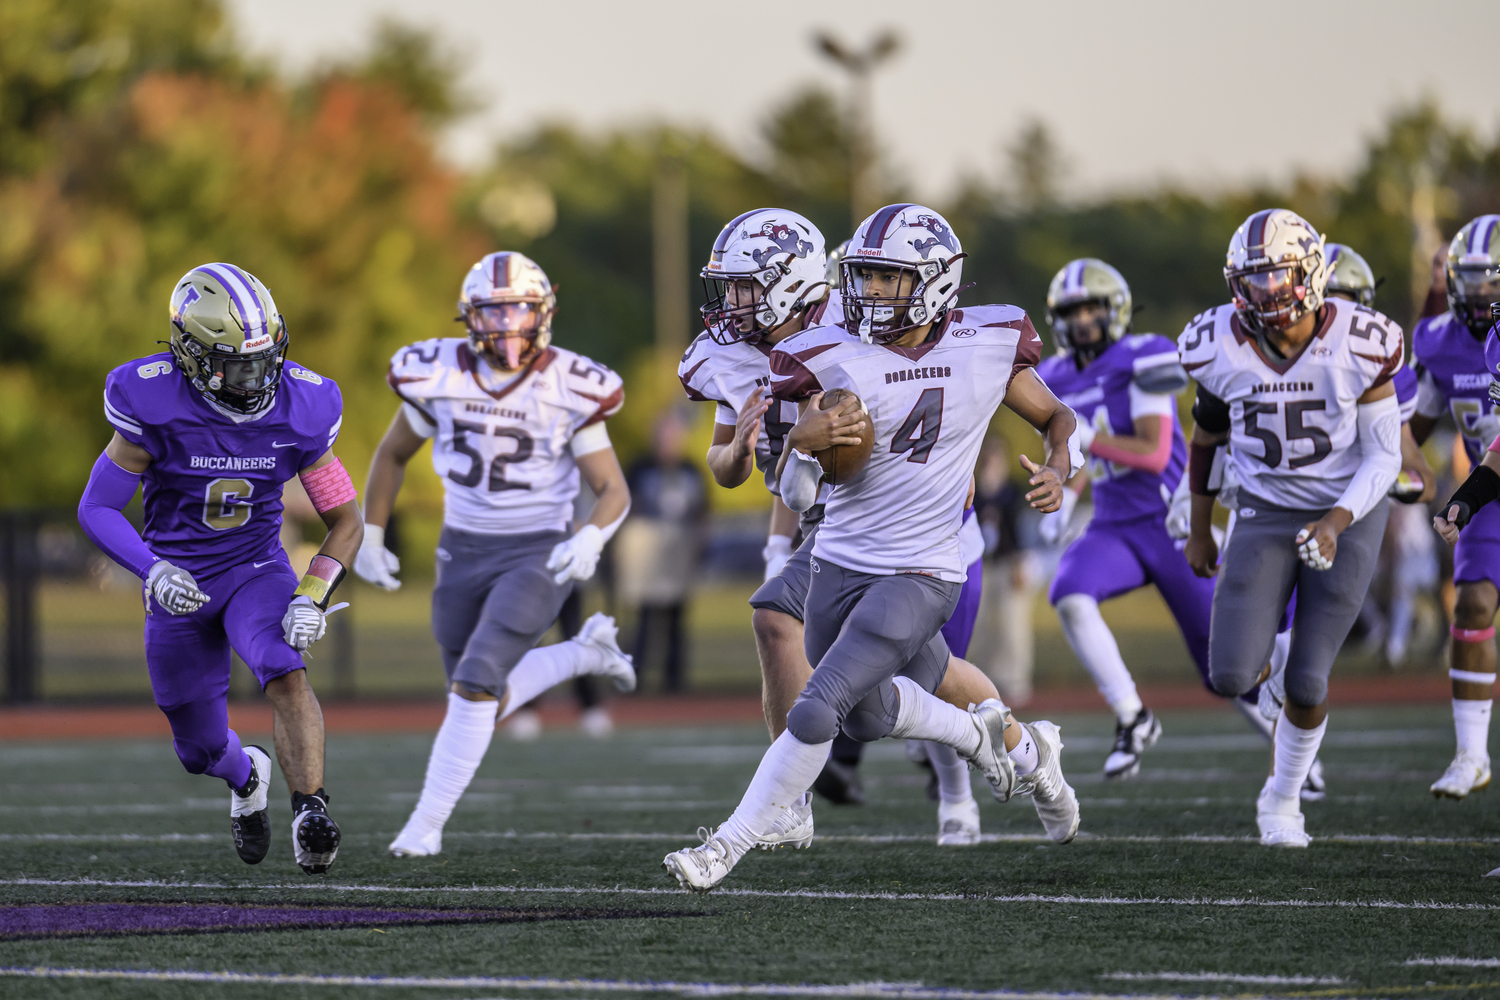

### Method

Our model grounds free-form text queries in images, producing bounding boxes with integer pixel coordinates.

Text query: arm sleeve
[1334,393,1403,523]
[77,453,158,579]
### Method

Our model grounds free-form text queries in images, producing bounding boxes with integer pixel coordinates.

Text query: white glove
[147,560,210,615]
[1295,528,1333,571]
[546,524,605,585]
[281,596,349,651]
[353,523,402,591]
[1161,479,1193,540]
[1038,487,1079,546]
[1478,413,1500,452]
[1074,418,1096,453]
[762,535,794,582]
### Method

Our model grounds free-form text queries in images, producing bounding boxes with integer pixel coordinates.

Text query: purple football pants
[941,557,984,660]
[143,556,304,785]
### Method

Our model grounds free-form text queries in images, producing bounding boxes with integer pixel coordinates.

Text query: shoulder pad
[769,325,848,401]
[552,348,624,427]
[387,338,460,414]
[1127,334,1188,393]
[283,363,344,451]
[678,333,729,404]
[104,357,174,444]
[1177,306,1230,369]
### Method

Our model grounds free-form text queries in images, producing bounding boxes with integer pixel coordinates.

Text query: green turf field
[2,705,1497,999]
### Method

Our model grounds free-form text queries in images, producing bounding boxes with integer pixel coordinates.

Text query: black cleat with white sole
[1103,707,1161,779]
[291,789,340,874]
[230,745,273,865]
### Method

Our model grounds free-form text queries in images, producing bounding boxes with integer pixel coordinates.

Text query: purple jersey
[1392,363,1418,423]
[1036,334,1186,524]
[103,353,343,579]
[1413,312,1493,463]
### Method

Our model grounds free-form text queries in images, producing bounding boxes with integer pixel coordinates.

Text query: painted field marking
[1403,957,1500,967]
[1101,971,1344,984]
[4,878,1499,912]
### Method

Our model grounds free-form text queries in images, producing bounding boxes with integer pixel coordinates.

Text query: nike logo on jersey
[252,559,279,568]
[272,441,298,448]
[885,365,952,385]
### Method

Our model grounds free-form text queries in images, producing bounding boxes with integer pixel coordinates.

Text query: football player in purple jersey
[77,264,361,874]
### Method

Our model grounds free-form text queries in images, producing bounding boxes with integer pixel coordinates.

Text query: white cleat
[576,612,637,692]
[663,827,736,893]
[1431,751,1492,800]
[936,797,981,847]
[1018,721,1080,844]
[1301,757,1326,802]
[388,817,443,858]
[963,699,1018,802]
[756,794,813,851]
[1257,779,1310,848]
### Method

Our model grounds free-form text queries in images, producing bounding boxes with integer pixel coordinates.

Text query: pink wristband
[1089,414,1175,474]
[1451,624,1496,643]
[299,457,357,513]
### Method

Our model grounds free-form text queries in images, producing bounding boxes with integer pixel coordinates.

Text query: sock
[1269,713,1327,800]
[1454,698,1493,760]
[499,641,601,721]
[1235,696,1275,742]
[887,676,980,756]
[206,728,252,789]
[924,742,973,804]
[1056,594,1141,723]
[408,693,499,828]
[1007,724,1039,776]
[715,731,832,861]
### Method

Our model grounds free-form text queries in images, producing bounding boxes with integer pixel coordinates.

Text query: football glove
[1161,479,1193,540]
[281,596,350,652]
[353,523,402,591]
[546,524,604,585]
[147,560,210,615]
[762,535,794,582]
[1038,486,1079,546]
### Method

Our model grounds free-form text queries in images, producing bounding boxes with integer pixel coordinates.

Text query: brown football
[812,389,874,485]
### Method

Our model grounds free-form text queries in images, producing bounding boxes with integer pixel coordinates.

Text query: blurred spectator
[970,437,1041,705]
[616,409,709,692]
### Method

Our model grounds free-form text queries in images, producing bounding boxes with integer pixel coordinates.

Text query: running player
[356,252,637,857]
[662,205,1083,891]
[77,263,359,873]
[1180,209,1403,848]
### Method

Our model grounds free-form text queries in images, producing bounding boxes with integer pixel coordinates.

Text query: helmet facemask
[1447,263,1500,338]
[1053,300,1114,366]
[841,258,959,345]
[175,333,288,415]
[463,299,553,371]
[700,260,823,346]
[1228,258,1319,337]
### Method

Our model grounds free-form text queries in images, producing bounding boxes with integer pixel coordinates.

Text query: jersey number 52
[449,420,533,492]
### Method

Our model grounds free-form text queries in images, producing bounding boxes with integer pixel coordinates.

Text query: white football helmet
[841,204,965,344]
[459,251,556,370]
[1223,208,1328,336]
[1046,258,1132,365]
[700,209,827,344]
[1447,215,1500,337]
[1324,243,1377,306]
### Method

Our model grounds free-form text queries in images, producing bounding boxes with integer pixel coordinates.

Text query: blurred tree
[1007,119,1067,212]
[761,85,854,240]
[321,18,479,129]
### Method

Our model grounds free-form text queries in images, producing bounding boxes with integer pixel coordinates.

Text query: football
[812,388,874,484]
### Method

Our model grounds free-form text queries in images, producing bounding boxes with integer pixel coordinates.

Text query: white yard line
[1402,957,1500,967]
[1101,972,1343,984]
[4,877,1498,911]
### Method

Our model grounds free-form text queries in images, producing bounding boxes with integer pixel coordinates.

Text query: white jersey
[770,304,1043,582]
[678,295,839,502]
[1178,298,1402,511]
[388,338,623,534]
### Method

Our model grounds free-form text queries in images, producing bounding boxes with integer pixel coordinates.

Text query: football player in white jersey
[680,209,1017,848]
[354,252,638,857]
[662,205,1084,892]
[1179,210,1403,848]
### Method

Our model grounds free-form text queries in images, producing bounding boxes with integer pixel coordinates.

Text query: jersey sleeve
[1414,362,1445,419]
[282,365,344,469]
[103,362,163,454]
[1345,310,1405,390]
[560,352,625,430]
[1006,313,1042,390]
[1129,334,1190,394]
[1177,310,1222,385]
[769,341,828,401]
[1392,365,1419,423]
[678,334,729,406]
[386,339,446,423]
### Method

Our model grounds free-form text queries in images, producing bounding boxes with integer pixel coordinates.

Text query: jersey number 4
[891,388,944,464]
[450,420,533,492]
[1242,400,1331,469]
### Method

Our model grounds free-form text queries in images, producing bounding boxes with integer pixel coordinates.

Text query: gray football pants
[1209,494,1389,708]
[785,556,959,745]
[431,526,573,698]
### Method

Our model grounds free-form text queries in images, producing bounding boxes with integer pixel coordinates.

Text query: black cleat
[812,758,866,806]
[291,789,340,875]
[230,746,273,865]
[1104,707,1161,779]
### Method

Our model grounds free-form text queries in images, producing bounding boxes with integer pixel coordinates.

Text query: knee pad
[452,660,504,698]
[1054,593,1096,628]
[1207,668,1253,699]
[171,737,214,775]
[786,696,839,745]
[840,708,891,744]
[1284,672,1328,710]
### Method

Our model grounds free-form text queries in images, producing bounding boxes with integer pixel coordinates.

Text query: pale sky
[227,0,1500,202]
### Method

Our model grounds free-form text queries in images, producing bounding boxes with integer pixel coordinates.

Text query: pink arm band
[299,457,357,513]
[1488,436,1500,455]
[1089,415,1175,475]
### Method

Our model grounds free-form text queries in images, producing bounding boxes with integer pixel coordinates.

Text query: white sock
[1235,697,1275,742]
[408,692,498,829]
[499,641,601,721]
[887,676,980,756]
[1008,724,1039,776]
[1454,698,1493,760]
[1056,594,1141,723]
[715,732,831,861]
[924,742,973,804]
[1269,713,1327,800]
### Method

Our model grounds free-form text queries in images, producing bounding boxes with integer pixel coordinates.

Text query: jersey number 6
[202,478,253,531]
[449,420,533,492]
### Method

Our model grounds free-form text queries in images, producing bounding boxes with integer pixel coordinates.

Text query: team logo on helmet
[910,215,959,260]
[747,221,814,267]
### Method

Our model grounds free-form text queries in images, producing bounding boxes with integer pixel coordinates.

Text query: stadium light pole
[814,29,900,230]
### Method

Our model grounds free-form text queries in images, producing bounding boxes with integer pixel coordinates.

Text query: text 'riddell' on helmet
[700,209,827,345]
[1046,258,1133,366]
[1446,215,1500,338]
[841,204,965,344]
[168,263,288,415]
[1223,208,1328,337]
[1324,244,1378,307]
[459,251,556,371]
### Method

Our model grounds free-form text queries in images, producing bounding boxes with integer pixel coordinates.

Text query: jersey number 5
[891,388,944,464]
[450,420,533,492]
[1242,400,1331,469]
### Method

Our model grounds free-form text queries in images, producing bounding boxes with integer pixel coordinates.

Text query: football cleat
[1431,751,1492,800]
[756,794,814,851]
[579,706,614,739]
[812,758,865,806]
[1301,757,1326,802]
[963,699,1018,802]
[936,796,981,847]
[1017,721,1080,844]
[229,745,273,865]
[1257,778,1309,848]
[575,612,637,692]
[662,827,736,893]
[291,790,340,874]
[388,815,443,858]
[1104,707,1161,779]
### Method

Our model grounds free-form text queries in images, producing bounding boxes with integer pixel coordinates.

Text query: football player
[357,252,637,857]
[680,210,1008,848]
[77,263,359,873]
[662,205,1083,891]
[1180,210,1403,848]
[1409,217,1500,799]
